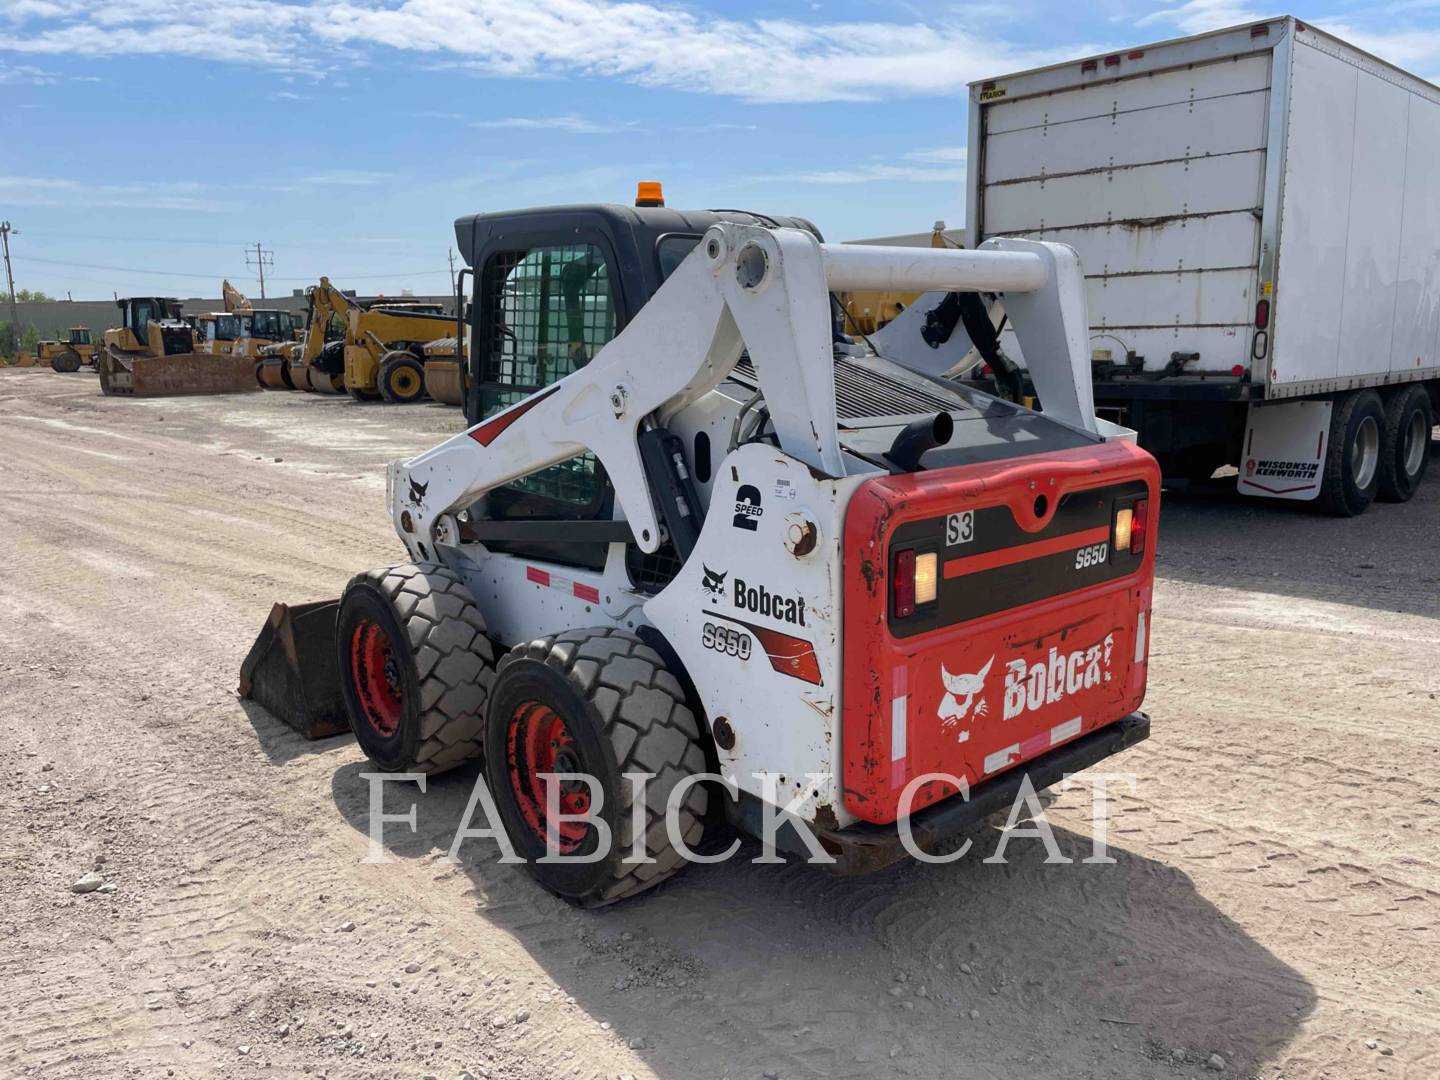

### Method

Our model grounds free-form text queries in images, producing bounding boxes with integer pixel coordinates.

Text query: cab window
[657,235,701,281]
[475,242,621,567]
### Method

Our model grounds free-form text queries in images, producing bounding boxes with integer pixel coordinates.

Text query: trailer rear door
[973,43,1274,375]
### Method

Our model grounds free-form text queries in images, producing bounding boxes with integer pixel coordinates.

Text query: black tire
[1318,390,1385,517]
[379,351,428,404]
[1377,385,1432,503]
[485,628,708,907]
[52,349,82,373]
[337,563,495,776]
[348,384,382,402]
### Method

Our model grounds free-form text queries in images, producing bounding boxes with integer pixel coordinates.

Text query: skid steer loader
[97,297,258,396]
[243,197,1158,907]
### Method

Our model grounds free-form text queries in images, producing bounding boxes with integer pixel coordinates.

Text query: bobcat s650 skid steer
[243,195,1159,906]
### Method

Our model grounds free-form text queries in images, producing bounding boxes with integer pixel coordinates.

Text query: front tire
[1318,390,1385,517]
[485,629,708,907]
[337,563,494,775]
[1378,385,1432,503]
[379,351,428,404]
[52,349,82,373]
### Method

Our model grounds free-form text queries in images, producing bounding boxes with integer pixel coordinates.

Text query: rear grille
[735,355,959,419]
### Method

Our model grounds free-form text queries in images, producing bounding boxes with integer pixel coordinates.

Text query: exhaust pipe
[886,411,954,472]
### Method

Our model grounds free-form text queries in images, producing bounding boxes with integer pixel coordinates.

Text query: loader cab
[244,309,299,342]
[454,203,821,573]
[68,327,92,347]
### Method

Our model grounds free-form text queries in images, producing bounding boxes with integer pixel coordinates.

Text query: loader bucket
[311,364,346,394]
[423,358,465,406]
[98,349,260,397]
[256,357,296,390]
[238,599,350,740]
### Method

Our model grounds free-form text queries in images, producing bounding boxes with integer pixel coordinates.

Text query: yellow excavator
[38,327,98,372]
[269,278,454,402]
[97,296,259,396]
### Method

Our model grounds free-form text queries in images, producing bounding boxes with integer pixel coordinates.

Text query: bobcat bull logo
[938,655,993,742]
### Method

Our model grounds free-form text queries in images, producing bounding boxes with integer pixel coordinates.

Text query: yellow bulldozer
[38,327,99,372]
[264,278,454,402]
[96,296,258,397]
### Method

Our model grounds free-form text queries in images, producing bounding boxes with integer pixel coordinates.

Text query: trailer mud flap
[1237,399,1330,501]
[238,600,350,739]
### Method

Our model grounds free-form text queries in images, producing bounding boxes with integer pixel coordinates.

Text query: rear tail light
[892,549,916,618]
[891,548,938,618]
[1112,507,1134,552]
[915,552,938,605]
[1129,499,1149,555]
[1255,298,1270,329]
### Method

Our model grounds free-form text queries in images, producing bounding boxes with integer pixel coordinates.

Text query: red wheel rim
[350,617,403,738]
[505,702,590,853]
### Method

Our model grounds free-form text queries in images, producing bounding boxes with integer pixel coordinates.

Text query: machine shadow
[1154,450,1440,620]
[329,760,1315,1079]
[239,698,353,764]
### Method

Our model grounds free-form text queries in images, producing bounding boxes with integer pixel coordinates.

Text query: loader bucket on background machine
[99,349,260,397]
[256,357,296,390]
[423,356,465,405]
[238,600,349,739]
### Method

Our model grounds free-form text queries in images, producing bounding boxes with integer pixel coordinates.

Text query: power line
[13,253,451,283]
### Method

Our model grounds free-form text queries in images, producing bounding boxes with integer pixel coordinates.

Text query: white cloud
[1135,0,1262,34]
[294,169,389,185]
[471,115,634,134]
[774,162,966,185]
[0,0,1096,103]
[0,175,229,211]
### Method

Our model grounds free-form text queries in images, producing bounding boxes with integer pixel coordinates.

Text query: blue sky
[5,0,1440,300]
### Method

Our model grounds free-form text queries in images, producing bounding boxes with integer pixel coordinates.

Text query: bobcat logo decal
[701,565,727,599]
[938,655,993,742]
[407,477,429,507]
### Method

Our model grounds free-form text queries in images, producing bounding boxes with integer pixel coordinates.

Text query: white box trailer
[966,16,1438,514]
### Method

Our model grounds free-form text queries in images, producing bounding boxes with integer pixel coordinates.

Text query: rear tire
[379,351,428,404]
[485,628,708,907]
[348,385,382,402]
[1378,385,1432,503]
[52,349,82,373]
[1318,390,1384,517]
[337,563,494,776]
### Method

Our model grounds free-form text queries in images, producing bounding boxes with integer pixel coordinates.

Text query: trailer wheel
[1318,390,1385,517]
[51,349,82,373]
[379,351,428,404]
[485,628,709,907]
[1377,385,1432,503]
[337,562,494,776]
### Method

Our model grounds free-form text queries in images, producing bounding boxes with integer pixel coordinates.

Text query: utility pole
[447,247,457,294]
[246,242,274,300]
[1,222,20,344]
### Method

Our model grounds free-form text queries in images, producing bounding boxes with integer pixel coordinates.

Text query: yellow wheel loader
[275,278,454,401]
[38,327,98,372]
[96,297,258,397]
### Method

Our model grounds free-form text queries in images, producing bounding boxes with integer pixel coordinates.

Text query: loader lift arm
[386,224,1098,563]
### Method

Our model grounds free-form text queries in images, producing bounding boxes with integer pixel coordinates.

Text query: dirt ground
[1,367,1436,1080]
